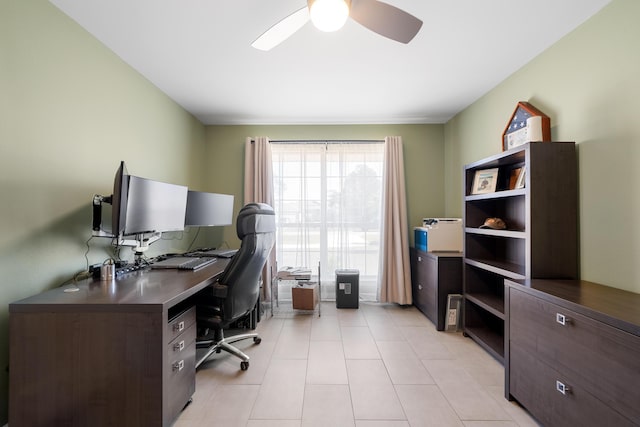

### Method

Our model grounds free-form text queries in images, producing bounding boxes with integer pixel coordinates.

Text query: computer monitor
[184,191,234,227]
[111,160,129,237]
[105,161,188,237]
[93,162,189,254]
[124,176,188,235]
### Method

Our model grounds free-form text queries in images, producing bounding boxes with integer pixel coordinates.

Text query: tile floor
[174,302,540,427]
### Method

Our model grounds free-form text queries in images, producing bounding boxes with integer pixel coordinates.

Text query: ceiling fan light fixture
[309,0,350,32]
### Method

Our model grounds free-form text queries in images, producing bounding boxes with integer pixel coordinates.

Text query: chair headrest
[236,203,276,238]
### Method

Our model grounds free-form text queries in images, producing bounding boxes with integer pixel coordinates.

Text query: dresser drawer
[510,343,635,427]
[411,251,438,325]
[166,322,196,422]
[167,306,196,344]
[415,254,437,320]
[510,287,640,424]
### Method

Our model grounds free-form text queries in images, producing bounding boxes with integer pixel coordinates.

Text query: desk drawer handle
[418,284,423,290]
[173,321,185,332]
[173,340,185,352]
[417,256,422,262]
[173,360,185,372]
[556,313,572,326]
[556,380,571,395]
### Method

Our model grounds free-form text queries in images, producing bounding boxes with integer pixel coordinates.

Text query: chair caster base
[240,361,249,371]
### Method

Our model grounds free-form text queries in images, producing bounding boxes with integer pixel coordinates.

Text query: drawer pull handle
[418,284,423,290]
[556,380,571,395]
[556,313,571,326]
[417,256,422,262]
[174,340,185,352]
[173,321,185,332]
[173,360,185,372]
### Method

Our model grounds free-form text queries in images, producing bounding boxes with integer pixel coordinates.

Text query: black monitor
[111,161,129,237]
[184,191,234,227]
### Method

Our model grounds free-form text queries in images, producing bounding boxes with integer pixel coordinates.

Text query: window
[272,142,384,301]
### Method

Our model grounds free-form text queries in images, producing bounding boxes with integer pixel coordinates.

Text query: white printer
[414,218,463,252]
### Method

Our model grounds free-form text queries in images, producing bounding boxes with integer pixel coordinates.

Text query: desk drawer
[166,322,196,422]
[510,343,634,427]
[167,306,196,344]
[510,288,640,424]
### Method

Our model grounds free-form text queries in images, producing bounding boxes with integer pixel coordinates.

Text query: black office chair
[195,203,275,371]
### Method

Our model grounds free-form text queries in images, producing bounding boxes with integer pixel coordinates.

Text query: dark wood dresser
[410,248,463,330]
[505,278,640,427]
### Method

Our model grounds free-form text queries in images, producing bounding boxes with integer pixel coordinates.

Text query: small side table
[271,262,321,317]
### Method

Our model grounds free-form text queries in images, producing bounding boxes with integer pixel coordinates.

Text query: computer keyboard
[195,248,238,258]
[178,257,217,271]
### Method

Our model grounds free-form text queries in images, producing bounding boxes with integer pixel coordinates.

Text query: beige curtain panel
[244,136,274,205]
[244,136,275,302]
[378,136,412,304]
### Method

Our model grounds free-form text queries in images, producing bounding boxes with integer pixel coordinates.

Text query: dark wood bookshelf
[462,142,578,364]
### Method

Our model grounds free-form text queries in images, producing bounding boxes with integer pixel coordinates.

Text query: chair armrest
[211,283,228,298]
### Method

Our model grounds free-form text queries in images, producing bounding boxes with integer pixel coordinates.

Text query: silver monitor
[124,176,188,235]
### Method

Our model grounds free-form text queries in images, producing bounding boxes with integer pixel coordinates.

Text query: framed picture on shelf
[471,168,499,194]
[515,166,526,189]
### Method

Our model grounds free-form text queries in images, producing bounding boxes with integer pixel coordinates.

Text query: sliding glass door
[272,142,384,301]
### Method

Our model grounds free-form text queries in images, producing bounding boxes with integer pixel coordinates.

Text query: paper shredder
[335,269,359,309]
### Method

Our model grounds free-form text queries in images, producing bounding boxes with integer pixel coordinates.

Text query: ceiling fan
[251,0,423,51]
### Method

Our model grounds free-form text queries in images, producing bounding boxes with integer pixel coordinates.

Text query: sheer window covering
[271,142,384,301]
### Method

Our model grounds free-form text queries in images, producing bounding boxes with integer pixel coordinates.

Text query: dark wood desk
[9,259,228,427]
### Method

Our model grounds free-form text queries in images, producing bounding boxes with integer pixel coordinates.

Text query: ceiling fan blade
[350,0,423,44]
[251,7,310,51]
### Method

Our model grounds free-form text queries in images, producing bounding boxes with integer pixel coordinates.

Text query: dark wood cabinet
[506,279,640,426]
[462,142,577,362]
[410,248,462,330]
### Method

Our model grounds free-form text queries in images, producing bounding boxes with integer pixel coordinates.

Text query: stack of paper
[277,267,312,280]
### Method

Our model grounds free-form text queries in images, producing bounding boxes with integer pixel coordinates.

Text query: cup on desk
[101,260,115,281]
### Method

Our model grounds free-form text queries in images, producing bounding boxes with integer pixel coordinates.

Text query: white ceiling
[50,0,611,125]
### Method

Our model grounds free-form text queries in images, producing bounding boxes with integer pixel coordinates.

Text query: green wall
[205,124,445,248]
[444,0,640,293]
[0,0,207,421]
